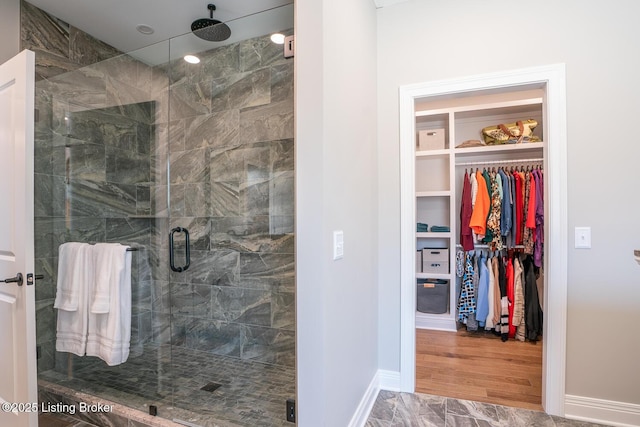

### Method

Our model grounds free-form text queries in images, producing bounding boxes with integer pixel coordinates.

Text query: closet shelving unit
[414,92,545,331]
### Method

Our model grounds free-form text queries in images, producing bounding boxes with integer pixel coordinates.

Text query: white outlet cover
[333,230,344,260]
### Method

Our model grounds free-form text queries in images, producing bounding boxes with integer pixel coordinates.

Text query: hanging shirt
[485,172,503,250]
[475,255,489,326]
[522,171,535,254]
[457,252,476,323]
[506,256,516,339]
[485,255,495,330]
[469,170,491,238]
[509,172,517,248]
[512,256,526,342]
[460,172,474,251]
[534,169,544,267]
[499,169,512,239]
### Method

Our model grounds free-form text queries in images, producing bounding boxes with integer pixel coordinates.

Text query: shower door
[162,12,296,424]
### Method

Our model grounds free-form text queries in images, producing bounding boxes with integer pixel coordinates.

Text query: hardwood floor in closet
[416,328,543,411]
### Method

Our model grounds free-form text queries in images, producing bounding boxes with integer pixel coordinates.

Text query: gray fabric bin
[416,279,449,314]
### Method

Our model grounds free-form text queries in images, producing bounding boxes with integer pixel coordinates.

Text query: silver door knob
[2,273,23,286]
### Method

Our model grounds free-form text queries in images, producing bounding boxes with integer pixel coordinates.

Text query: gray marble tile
[167,76,211,121]
[69,26,121,67]
[210,146,245,183]
[150,280,170,315]
[67,180,137,218]
[186,318,241,357]
[169,148,208,184]
[240,180,270,216]
[210,216,271,252]
[270,63,294,104]
[151,312,171,344]
[370,390,400,422]
[185,110,240,151]
[239,100,294,143]
[269,171,294,217]
[240,325,295,367]
[270,138,294,173]
[67,143,106,181]
[183,183,211,218]
[200,43,242,80]
[239,32,292,72]
[210,287,271,326]
[187,249,240,287]
[36,299,56,344]
[192,284,212,318]
[21,1,70,60]
[271,291,295,331]
[446,414,493,427]
[210,69,271,113]
[210,181,241,217]
[106,146,150,185]
[399,393,446,426]
[35,257,57,301]
[37,340,56,373]
[31,48,81,81]
[239,253,295,291]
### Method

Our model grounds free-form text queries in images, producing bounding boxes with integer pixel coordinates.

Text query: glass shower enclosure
[33,5,295,426]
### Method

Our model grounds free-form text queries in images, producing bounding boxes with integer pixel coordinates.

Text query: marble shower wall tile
[240,325,295,367]
[239,99,294,144]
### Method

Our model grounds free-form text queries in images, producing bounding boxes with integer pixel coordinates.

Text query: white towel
[90,243,126,314]
[86,244,132,366]
[54,242,93,356]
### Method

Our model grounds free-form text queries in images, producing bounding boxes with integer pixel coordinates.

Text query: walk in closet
[413,87,547,408]
[399,65,567,414]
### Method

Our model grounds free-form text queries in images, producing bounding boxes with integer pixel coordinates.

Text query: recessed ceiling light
[136,24,155,35]
[270,33,285,44]
[184,55,201,64]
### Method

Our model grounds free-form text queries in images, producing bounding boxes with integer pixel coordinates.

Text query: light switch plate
[333,230,344,260]
[575,227,591,249]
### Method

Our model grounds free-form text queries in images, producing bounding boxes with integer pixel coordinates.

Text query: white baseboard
[348,372,381,427]
[378,369,401,392]
[565,394,640,427]
[415,312,457,332]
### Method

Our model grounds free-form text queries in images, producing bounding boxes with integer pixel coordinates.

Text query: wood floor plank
[416,328,543,411]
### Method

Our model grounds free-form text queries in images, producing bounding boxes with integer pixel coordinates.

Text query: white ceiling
[26,0,295,55]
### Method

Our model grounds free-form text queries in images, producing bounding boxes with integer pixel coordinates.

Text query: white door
[0,50,38,427]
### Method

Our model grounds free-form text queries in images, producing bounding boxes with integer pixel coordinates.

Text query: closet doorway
[398,64,568,416]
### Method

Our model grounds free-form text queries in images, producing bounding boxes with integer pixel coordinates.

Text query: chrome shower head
[191,4,231,42]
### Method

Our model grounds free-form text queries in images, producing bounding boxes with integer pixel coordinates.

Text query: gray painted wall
[376,0,640,410]
[296,0,379,425]
[0,0,20,64]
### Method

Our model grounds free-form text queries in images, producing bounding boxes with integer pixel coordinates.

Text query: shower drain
[200,382,222,392]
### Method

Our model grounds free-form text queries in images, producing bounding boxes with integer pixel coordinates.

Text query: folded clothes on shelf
[430,225,450,232]
[416,223,429,232]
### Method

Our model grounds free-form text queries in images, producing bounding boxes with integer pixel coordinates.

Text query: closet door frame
[398,64,568,416]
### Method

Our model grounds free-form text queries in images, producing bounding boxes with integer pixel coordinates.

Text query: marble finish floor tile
[366,391,613,427]
[40,343,295,427]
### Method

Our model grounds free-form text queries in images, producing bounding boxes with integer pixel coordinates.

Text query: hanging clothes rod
[456,157,543,167]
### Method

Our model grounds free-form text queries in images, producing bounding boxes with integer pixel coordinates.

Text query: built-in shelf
[417,232,451,238]
[455,141,544,157]
[416,272,451,280]
[416,190,450,198]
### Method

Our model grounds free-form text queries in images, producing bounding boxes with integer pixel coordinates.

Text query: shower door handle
[169,227,191,273]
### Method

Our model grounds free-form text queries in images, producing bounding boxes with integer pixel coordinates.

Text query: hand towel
[90,243,125,314]
[54,242,92,356]
[86,244,132,366]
